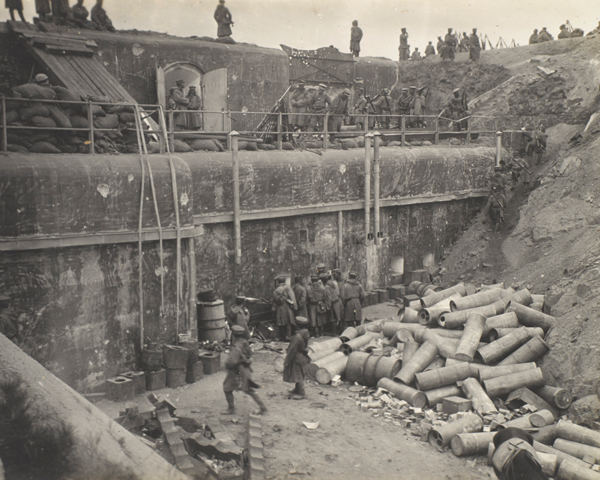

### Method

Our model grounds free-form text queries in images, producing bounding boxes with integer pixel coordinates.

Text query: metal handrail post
[88,100,95,154]
[323,112,329,151]
[168,110,175,152]
[373,131,381,246]
[401,116,406,146]
[434,116,440,145]
[230,131,242,265]
[1,97,7,152]
[277,112,283,150]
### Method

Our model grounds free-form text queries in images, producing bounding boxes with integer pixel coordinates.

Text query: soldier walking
[283,317,311,399]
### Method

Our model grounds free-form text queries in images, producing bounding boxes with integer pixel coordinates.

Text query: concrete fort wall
[0,146,493,391]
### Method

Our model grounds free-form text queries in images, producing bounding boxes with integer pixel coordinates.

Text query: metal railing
[1,95,500,154]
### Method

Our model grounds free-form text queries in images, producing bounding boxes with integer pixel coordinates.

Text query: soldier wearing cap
[411,47,421,61]
[315,263,328,276]
[227,295,250,340]
[172,80,190,130]
[442,28,457,61]
[222,325,267,415]
[373,88,392,129]
[283,316,310,399]
[529,29,539,44]
[341,272,365,328]
[328,88,351,143]
[307,84,331,136]
[324,273,343,334]
[398,28,409,61]
[306,274,330,337]
[397,87,410,123]
[350,20,363,57]
[469,28,481,61]
[425,41,436,57]
[538,27,553,42]
[186,86,202,130]
[0,295,19,341]
[443,88,468,132]
[436,36,445,55]
[34,73,50,86]
[290,81,309,131]
[292,275,308,320]
[408,85,423,128]
[273,276,297,341]
[332,268,344,285]
[353,88,369,130]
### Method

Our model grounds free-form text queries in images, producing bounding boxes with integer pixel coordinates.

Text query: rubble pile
[301,279,600,478]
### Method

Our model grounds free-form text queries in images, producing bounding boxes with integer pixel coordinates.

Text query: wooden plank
[63,55,106,97]
[32,36,90,47]
[45,44,95,57]
[79,56,128,101]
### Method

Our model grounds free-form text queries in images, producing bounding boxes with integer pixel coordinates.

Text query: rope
[158,105,182,340]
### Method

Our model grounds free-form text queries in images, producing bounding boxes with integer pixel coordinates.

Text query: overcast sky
[2,1,599,60]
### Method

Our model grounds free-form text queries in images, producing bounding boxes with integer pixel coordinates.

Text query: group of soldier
[398,27,482,62]
[528,22,600,44]
[166,80,203,130]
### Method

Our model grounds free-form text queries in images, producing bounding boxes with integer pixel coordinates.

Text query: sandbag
[7,144,29,153]
[29,116,57,128]
[237,141,248,150]
[213,139,225,152]
[387,141,402,147]
[189,139,219,151]
[52,86,81,107]
[94,114,119,129]
[47,104,72,128]
[58,144,79,153]
[28,132,55,144]
[282,141,294,150]
[1,110,20,125]
[341,138,359,148]
[87,95,110,104]
[173,139,192,152]
[107,103,135,114]
[80,104,105,117]
[70,115,90,128]
[6,134,31,148]
[12,83,56,100]
[246,141,258,151]
[29,141,61,153]
[305,141,323,149]
[19,103,50,121]
[118,112,136,123]
[147,141,160,154]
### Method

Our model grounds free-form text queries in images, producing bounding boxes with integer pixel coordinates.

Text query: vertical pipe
[373,132,381,246]
[168,110,175,153]
[434,116,440,145]
[323,112,329,151]
[88,100,95,154]
[495,131,502,167]
[337,211,343,268]
[1,96,7,152]
[187,236,197,338]
[364,114,369,134]
[277,112,283,150]
[230,131,242,265]
[364,133,373,243]
[401,116,406,146]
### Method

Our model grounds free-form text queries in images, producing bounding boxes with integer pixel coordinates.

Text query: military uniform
[425,43,436,57]
[292,277,308,319]
[290,85,309,130]
[325,277,342,334]
[469,30,481,61]
[398,29,410,62]
[214,1,233,37]
[350,22,363,57]
[307,85,331,133]
[529,30,539,44]
[273,278,297,340]
[186,87,202,130]
[283,319,311,399]
[373,89,392,129]
[442,29,457,61]
[341,274,365,327]
[328,89,350,140]
[172,81,190,129]
[307,276,330,336]
[91,1,115,32]
[227,296,250,340]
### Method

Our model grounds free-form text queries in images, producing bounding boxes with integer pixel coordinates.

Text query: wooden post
[1,96,7,152]
[88,100,95,154]
[337,211,343,268]
[373,131,381,246]
[401,116,406,146]
[277,111,283,150]
[187,236,197,338]
[230,131,242,265]
[434,116,440,145]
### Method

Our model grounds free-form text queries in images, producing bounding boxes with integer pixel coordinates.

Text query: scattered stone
[567,395,600,427]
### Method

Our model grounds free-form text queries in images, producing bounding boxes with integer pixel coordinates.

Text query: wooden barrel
[345,352,371,384]
[197,300,227,342]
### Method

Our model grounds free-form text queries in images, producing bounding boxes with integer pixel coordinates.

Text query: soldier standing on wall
[214,0,233,38]
[436,36,445,54]
[469,28,481,61]
[373,88,392,129]
[398,28,410,61]
[529,29,539,44]
[91,0,115,32]
[290,81,309,132]
[441,28,457,61]
[328,88,351,144]
[350,20,363,57]
[5,0,26,22]
[425,42,436,57]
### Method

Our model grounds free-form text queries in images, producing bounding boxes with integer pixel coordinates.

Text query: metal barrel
[509,302,556,332]
[510,288,533,306]
[383,321,424,338]
[399,307,420,323]
[483,367,545,398]
[535,385,573,410]
[197,299,227,342]
[355,319,385,335]
[308,337,343,355]
[497,335,549,365]
[498,412,534,429]
[345,352,371,384]
[418,306,450,326]
[393,328,415,344]
[414,361,473,391]
[455,312,487,362]
[556,458,600,480]
[556,419,600,448]
[450,288,511,312]
[424,356,445,372]
[534,441,592,469]
[530,302,543,311]
[482,311,519,337]
[531,293,545,304]
[308,351,346,379]
[401,342,420,364]
[440,298,510,329]
[479,283,505,290]
[462,377,497,414]
[424,385,463,407]
[340,327,358,343]
[530,409,556,427]
[419,283,466,309]
[315,355,349,384]
[477,362,538,382]
[428,413,483,449]
[451,432,496,457]
[340,332,378,355]
[477,327,535,364]
[394,341,438,385]
[535,452,558,478]
[534,424,558,446]
[363,354,383,387]
[553,439,600,463]
[374,356,401,383]
[377,377,427,408]
[421,330,457,359]
[488,326,542,342]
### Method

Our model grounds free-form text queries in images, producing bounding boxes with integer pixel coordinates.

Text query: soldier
[0,295,19,341]
[408,85,423,128]
[488,166,506,232]
[91,0,115,32]
[341,273,365,328]
[72,0,88,21]
[469,28,481,61]
[214,0,233,38]
[411,47,421,61]
[350,20,363,57]
[523,125,547,165]
[459,32,469,52]
[425,41,436,57]
[558,24,571,39]
[397,87,410,124]
[186,86,202,130]
[283,316,311,400]
[292,275,308,319]
[354,88,375,130]
[529,29,539,44]
[5,0,26,22]
[398,28,410,61]
[307,274,329,337]
[35,0,51,21]
[166,87,177,111]
[443,88,468,132]
[373,88,392,129]
[315,263,328,276]
[328,88,351,143]
[307,84,331,136]
[442,28,457,61]
[172,80,190,130]
[290,81,309,132]
[227,295,250,340]
[538,27,553,42]
[273,276,297,341]
[436,36,445,54]
[332,268,344,286]
[222,325,267,415]
[325,273,342,335]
